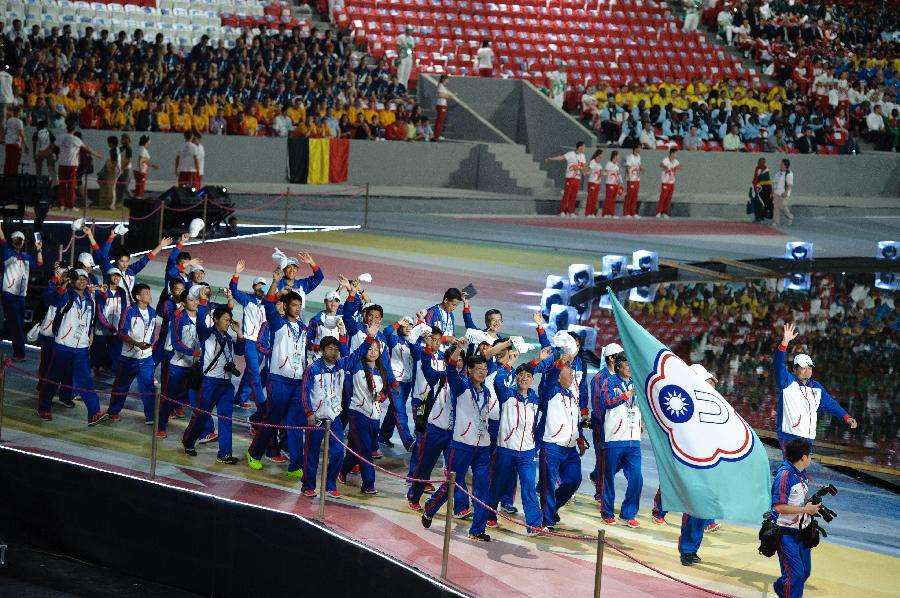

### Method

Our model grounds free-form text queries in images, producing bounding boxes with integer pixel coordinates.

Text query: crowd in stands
[594,274,898,464]
[0,20,437,141]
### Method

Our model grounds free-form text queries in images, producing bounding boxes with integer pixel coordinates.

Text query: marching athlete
[588,342,623,501]
[157,286,203,437]
[0,224,43,360]
[544,141,587,217]
[107,283,158,423]
[424,288,464,338]
[307,290,343,359]
[774,323,857,456]
[230,260,269,408]
[380,315,423,450]
[92,268,128,374]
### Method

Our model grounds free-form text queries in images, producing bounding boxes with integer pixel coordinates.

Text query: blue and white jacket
[496,384,541,453]
[95,286,127,337]
[771,460,810,529]
[538,361,584,449]
[196,309,237,380]
[383,323,419,382]
[346,335,394,421]
[229,275,267,343]
[773,346,848,440]
[49,287,95,350]
[263,291,308,381]
[299,336,359,422]
[170,307,199,369]
[38,278,61,339]
[93,235,154,294]
[594,372,641,447]
[414,344,452,431]
[588,365,615,423]
[426,352,493,447]
[1,238,38,297]
[118,303,157,361]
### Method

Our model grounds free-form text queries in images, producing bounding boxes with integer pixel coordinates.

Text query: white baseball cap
[10,231,24,241]
[253,276,268,286]
[78,252,95,268]
[74,269,89,279]
[689,363,717,383]
[325,290,341,301]
[187,285,204,301]
[601,342,624,358]
[188,218,205,238]
[794,354,814,368]
[280,257,299,270]
[71,217,85,231]
[189,264,205,274]
[106,267,124,278]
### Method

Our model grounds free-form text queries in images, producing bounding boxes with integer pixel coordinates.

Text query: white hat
[253,276,268,286]
[510,335,531,354]
[188,218,205,239]
[280,257,299,270]
[187,285,205,301]
[10,231,24,241]
[325,290,341,301]
[106,267,124,278]
[358,272,373,284]
[794,354,814,368]
[113,223,129,236]
[189,264,205,274]
[551,330,579,356]
[689,363,717,383]
[78,252,95,269]
[71,217,85,231]
[601,342,624,358]
[74,269,89,278]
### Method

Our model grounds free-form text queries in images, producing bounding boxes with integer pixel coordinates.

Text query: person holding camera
[246,275,309,474]
[774,323,857,457]
[230,260,269,409]
[182,305,242,464]
[298,328,374,498]
[771,438,822,598]
[107,283,158,424]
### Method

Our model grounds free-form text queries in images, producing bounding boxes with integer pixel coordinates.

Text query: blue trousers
[599,443,643,520]
[678,514,712,555]
[236,340,265,405]
[538,443,582,527]
[108,356,156,421]
[342,410,380,492]
[37,335,71,402]
[284,394,308,472]
[774,531,811,598]
[407,424,452,505]
[38,345,100,421]
[2,292,25,358]
[158,363,210,435]
[379,379,414,449]
[590,423,604,500]
[182,377,235,459]
[249,374,299,461]
[302,417,346,492]
[424,442,491,536]
[491,447,542,530]
[487,420,517,509]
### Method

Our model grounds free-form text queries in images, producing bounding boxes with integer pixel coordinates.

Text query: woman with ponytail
[339,321,393,494]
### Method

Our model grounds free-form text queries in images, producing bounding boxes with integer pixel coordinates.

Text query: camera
[223,361,241,377]
[805,484,838,523]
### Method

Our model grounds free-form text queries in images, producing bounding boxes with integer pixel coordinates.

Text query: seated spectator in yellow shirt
[286,99,306,125]
[242,113,259,136]
[192,113,209,133]
[173,112,192,133]
[156,110,171,132]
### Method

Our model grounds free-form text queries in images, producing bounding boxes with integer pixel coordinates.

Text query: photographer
[182,305,242,464]
[771,438,821,598]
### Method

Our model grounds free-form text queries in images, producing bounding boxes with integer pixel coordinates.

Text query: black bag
[186,339,227,390]
[758,516,781,557]
[800,519,823,548]
[414,377,446,434]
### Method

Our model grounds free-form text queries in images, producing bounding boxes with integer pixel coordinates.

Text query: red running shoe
[621,518,641,528]
[108,412,122,422]
[326,490,342,499]
[371,450,383,459]
[454,508,473,520]
[601,517,617,525]
[38,411,52,421]
[424,482,435,492]
[302,489,317,498]
[198,432,219,444]
[705,522,722,533]
[266,453,288,464]
[173,408,186,419]
[407,501,422,512]
[486,520,499,529]
[652,515,668,526]
[350,465,360,474]
[155,430,168,439]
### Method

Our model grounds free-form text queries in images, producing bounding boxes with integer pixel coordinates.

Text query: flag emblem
[646,350,755,469]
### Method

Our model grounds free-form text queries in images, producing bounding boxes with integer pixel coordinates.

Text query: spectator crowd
[597,273,898,464]
[0,20,437,141]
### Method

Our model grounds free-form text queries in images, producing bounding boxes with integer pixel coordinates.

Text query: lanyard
[285,319,303,343]
[136,307,153,343]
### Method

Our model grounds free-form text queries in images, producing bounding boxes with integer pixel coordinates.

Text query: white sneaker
[656,213,662,218]
[663,214,671,219]
[634,214,642,219]
[624,215,633,219]
[613,215,621,219]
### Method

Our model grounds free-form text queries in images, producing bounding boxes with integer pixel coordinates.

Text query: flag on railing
[287,138,349,184]
[607,290,771,522]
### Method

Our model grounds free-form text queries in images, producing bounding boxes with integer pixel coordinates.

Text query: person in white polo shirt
[656,147,681,218]
[545,141,587,217]
[622,145,644,218]
[175,131,199,188]
[0,63,14,128]
[3,104,27,176]
[473,39,494,77]
[57,119,101,211]
[773,158,794,226]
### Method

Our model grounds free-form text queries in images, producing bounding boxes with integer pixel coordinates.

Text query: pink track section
[13,443,709,597]
[463,217,784,236]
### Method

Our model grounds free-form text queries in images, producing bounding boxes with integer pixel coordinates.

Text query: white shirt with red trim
[625,153,642,182]
[661,157,680,185]
[604,161,621,186]
[564,150,586,180]
[587,158,603,184]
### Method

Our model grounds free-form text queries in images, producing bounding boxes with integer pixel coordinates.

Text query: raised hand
[34,239,42,252]
[188,257,203,268]
[366,320,380,338]
[782,322,798,345]
[337,274,351,290]
[235,259,246,275]
[532,312,545,327]
[539,346,552,361]
[416,308,427,322]
[298,251,316,267]
[179,232,190,244]
[159,236,173,247]
[336,318,346,336]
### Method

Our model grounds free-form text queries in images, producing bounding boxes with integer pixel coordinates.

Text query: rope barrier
[3,361,735,596]
[6,362,158,398]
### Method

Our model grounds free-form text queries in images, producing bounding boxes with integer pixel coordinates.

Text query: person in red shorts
[545,141,587,217]
[656,147,681,218]
[175,130,198,187]
[3,105,27,175]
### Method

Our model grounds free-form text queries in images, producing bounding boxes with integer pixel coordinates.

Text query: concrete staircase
[483,143,556,197]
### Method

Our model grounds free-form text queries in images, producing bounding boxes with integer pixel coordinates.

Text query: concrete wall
[416,75,511,144]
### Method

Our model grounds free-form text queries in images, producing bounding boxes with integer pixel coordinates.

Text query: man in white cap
[88,224,171,295]
[395,26,416,90]
[307,289,344,360]
[774,323,857,458]
[230,260,270,411]
[275,251,323,305]
[587,341,623,501]
[0,223,43,360]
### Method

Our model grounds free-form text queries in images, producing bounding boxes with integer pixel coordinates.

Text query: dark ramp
[0,447,465,598]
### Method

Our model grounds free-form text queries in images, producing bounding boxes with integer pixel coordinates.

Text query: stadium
[0,0,898,596]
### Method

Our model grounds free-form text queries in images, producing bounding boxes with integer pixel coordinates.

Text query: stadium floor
[3,218,899,596]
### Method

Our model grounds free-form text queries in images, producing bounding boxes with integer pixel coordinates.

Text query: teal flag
[608,290,771,522]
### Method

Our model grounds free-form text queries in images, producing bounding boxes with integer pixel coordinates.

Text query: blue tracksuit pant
[37,335,71,402]
[407,424,452,505]
[424,442,491,536]
[38,345,100,421]
[182,376,235,459]
[284,393,309,473]
[158,363,210,435]
[236,339,265,405]
[590,422,604,500]
[678,514,712,555]
[249,374,299,461]
[2,292,25,358]
[538,443,582,527]
[774,530,811,598]
[108,356,156,421]
[342,410,380,492]
[653,487,667,518]
[491,447,542,530]
[379,379,414,449]
[488,420,516,509]
[599,443,643,520]
[302,417,346,492]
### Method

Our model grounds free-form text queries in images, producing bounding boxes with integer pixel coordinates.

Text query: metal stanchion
[283,187,290,233]
[149,390,162,480]
[68,233,75,267]
[593,529,606,598]
[363,183,370,229]
[201,196,209,239]
[440,471,455,580]
[0,352,6,443]
[158,200,166,240]
[318,419,331,520]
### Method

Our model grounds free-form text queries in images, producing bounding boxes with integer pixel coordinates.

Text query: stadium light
[540,287,571,317]
[568,263,595,289]
[629,284,659,303]
[875,241,899,290]
[601,255,628,278]
[547,304,578,335]
[784,241,813,260]
[632,250,659,272]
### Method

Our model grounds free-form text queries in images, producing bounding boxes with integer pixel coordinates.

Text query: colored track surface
[454,216,784,236]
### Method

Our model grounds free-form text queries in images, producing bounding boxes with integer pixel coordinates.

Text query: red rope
[6,362,157,398]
